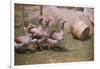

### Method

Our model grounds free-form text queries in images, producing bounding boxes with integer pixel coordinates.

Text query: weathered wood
[71,20,90,40]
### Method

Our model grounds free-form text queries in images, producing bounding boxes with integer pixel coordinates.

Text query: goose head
[45,17,52,27]
[27,23,36,28]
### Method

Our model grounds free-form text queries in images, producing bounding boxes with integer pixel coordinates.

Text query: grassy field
[15,33,94,65]
[15,4,94,65]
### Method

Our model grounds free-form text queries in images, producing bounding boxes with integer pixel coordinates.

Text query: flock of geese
[15,16,66,53]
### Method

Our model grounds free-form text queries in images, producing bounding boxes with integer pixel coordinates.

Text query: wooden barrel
[71,20,90,40]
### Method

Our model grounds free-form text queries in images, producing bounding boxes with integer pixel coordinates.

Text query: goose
[29,17,52,40]
[15,27,31,46]
[31,17,52,51]
[28,16,44,36]
[47,20,66,48]
[42,17,52,37]
[15,27,37,52]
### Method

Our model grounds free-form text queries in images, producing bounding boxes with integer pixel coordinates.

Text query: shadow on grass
[50,46,69,52]
[15,45,72,54]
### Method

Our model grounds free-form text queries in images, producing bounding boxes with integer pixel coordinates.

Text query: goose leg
[35,42,43,51]
[39,45,43,51]
[48,43,51,49]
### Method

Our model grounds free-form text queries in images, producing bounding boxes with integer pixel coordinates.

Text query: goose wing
[15,42,24,49]
[51,32,64,40]
[47,39,58,44]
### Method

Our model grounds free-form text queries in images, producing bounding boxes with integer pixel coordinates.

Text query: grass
[15,33,94,65]
[15,4,94,65]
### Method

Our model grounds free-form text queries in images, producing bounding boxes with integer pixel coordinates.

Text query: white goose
[42,17,52,37]
[31,17,52,50]
[28,16,44,36]
[47,20,66,48]
[15,27,38,51]
[15,27,32,49]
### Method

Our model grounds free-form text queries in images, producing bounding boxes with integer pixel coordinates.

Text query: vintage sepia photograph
[14,3,94,65]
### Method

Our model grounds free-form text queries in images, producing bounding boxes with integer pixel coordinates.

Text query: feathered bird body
[47,20,66,48]
[51,30,64,40]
